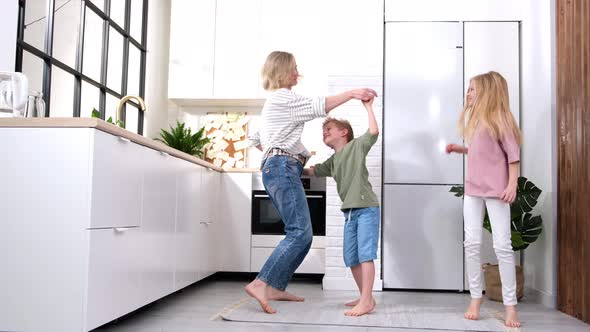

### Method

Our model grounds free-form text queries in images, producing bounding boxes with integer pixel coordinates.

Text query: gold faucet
[116,95,146,126]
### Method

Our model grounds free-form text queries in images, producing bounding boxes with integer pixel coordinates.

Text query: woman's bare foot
[464,298,483,320]
[504,305,521,328]
[344,297,375,316]
[244,279,276,314]
[268,288,305,302]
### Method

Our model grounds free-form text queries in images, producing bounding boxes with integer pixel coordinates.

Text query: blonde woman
[446,71,521,328]
[246,51,377,314]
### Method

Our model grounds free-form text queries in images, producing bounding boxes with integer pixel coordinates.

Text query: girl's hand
[445,143,458,154]
[362,97,374,107]
[500,182,517,203]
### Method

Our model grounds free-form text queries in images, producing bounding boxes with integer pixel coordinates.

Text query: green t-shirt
[313,130,380,210]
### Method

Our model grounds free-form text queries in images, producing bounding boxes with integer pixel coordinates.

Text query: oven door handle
[254,194,324,199]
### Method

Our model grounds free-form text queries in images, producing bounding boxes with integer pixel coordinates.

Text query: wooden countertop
[0,118,231,172]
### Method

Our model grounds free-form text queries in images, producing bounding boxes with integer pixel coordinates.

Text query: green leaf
[154,120,210,158]
[449,185,464,198]
[91,108,100,118]
[106,116,114,124]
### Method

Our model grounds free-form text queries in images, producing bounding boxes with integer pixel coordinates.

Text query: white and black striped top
[249,88,326,165]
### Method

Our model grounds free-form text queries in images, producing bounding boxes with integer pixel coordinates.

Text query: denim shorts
[342,207,380,267]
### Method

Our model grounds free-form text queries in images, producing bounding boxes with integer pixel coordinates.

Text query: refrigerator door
[383,184,464,290]
[384,22,463,185]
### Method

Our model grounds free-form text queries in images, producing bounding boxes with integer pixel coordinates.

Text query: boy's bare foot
[268,288,305,302]
[504,305,521,328]
[244,279,276,314]
[344,298,375,316]
[345,298,376,307]
[464,298,482,320]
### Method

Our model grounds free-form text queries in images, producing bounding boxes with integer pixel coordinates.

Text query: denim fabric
[257,156,313,291]
[342,207,380,267]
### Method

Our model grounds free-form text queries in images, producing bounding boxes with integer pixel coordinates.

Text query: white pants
[464,195,517,306]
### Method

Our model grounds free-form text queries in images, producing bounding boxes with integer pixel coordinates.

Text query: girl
[446,71,521,328]
[245,51,376,314]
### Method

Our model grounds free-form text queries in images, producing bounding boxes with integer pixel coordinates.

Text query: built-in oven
[251,189,326,236]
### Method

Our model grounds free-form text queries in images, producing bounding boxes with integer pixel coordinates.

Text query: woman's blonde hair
[458,71,521,145]
[261,51,298,90]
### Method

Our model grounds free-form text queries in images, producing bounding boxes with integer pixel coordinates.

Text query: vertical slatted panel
[557,0,590,324]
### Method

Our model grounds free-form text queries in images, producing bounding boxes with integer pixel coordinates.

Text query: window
[16,0,148,135]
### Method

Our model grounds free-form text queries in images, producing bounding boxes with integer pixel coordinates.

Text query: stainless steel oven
[251,189,326,235]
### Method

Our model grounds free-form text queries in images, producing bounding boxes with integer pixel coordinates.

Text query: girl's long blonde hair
[261,51,297,91]
[458,71,521,145]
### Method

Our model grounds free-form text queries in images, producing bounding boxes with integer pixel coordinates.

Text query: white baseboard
[523,286,557,308]
[322,277,383,291]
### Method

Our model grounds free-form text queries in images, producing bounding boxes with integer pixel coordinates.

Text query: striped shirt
[249,88,326,166]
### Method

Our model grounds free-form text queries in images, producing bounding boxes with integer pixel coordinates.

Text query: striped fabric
[249,88,326,166]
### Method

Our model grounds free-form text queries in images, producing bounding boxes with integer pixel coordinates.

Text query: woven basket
[483,264,524,302]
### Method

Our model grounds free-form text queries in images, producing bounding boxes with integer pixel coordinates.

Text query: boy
[303,97,380,316]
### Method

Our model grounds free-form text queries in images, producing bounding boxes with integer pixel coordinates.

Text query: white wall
[0,0,18,71]
[143,0,172,139]
[385,0,557,308]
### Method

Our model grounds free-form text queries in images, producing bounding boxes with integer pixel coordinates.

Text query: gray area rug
[220,297,508,331]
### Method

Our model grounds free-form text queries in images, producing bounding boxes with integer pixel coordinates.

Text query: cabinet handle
[114,227,136,233]
[160,151,169,157]
[200,221,212,225]
[118,136,131,143]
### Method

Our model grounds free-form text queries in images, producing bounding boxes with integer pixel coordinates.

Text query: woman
[246,51,377,314]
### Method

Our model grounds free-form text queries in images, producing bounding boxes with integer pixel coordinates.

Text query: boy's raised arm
[363,97,379,135]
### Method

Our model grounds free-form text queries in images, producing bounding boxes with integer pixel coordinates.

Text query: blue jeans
[257,156,313,291]
[342,207,380,267]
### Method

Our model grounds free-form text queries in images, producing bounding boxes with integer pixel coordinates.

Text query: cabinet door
[382,184,463,290]
[90,130,142,228]
[174,162,202,290]
[198,168,221,280]
[168,0,216,99]
[86,227,141,330]
[139,149,177,303]
[213,0,263,98]
[218,173,252,272]
[383,22,464,185]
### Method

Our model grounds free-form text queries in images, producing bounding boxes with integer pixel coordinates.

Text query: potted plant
[155,120,211,158]
[450,176,543,301]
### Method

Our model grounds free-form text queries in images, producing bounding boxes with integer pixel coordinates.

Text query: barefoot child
[446,71,521,328]
[246,51,377,314]
[303,97,380,317]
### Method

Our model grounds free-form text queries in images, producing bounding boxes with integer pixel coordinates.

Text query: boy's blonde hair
[261,51,298,90]
[458,71,522,145]
[323,117,354,142]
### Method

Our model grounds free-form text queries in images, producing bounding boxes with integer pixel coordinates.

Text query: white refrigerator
[382,21,520,290]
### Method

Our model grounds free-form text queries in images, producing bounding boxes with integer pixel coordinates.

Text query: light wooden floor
[95,275,590,332]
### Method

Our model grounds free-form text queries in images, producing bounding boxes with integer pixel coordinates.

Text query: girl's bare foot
[464,298,482,320]
[244,279,277,314]
[345,298,376,307]
[344,297,375,316]
[345,299,359,307]
[505,305,521,327]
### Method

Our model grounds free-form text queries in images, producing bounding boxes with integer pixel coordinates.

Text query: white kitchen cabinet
[90,130,143,228]
[168,0,216,99]
[213,0,264,99]
[174,160,203,290]
[86,227,142,330]
[138,148,178,303]
[218,172,252,272]
[0,125,224,332]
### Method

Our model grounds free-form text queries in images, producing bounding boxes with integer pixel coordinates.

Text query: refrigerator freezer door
[384,22,463,185]
[383,184,464,290]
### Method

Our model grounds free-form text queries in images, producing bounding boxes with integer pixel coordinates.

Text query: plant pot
[483,263,524,302]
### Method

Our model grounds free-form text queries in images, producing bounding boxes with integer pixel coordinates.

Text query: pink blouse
[465,126,520,198]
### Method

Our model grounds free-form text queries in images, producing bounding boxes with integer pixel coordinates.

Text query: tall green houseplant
[155,121,211,158]
[450,176,544,250]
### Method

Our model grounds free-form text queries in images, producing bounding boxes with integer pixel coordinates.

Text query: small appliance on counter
[0,71,29,118]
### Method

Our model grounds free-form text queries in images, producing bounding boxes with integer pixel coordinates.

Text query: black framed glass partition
[15,0,148,134]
